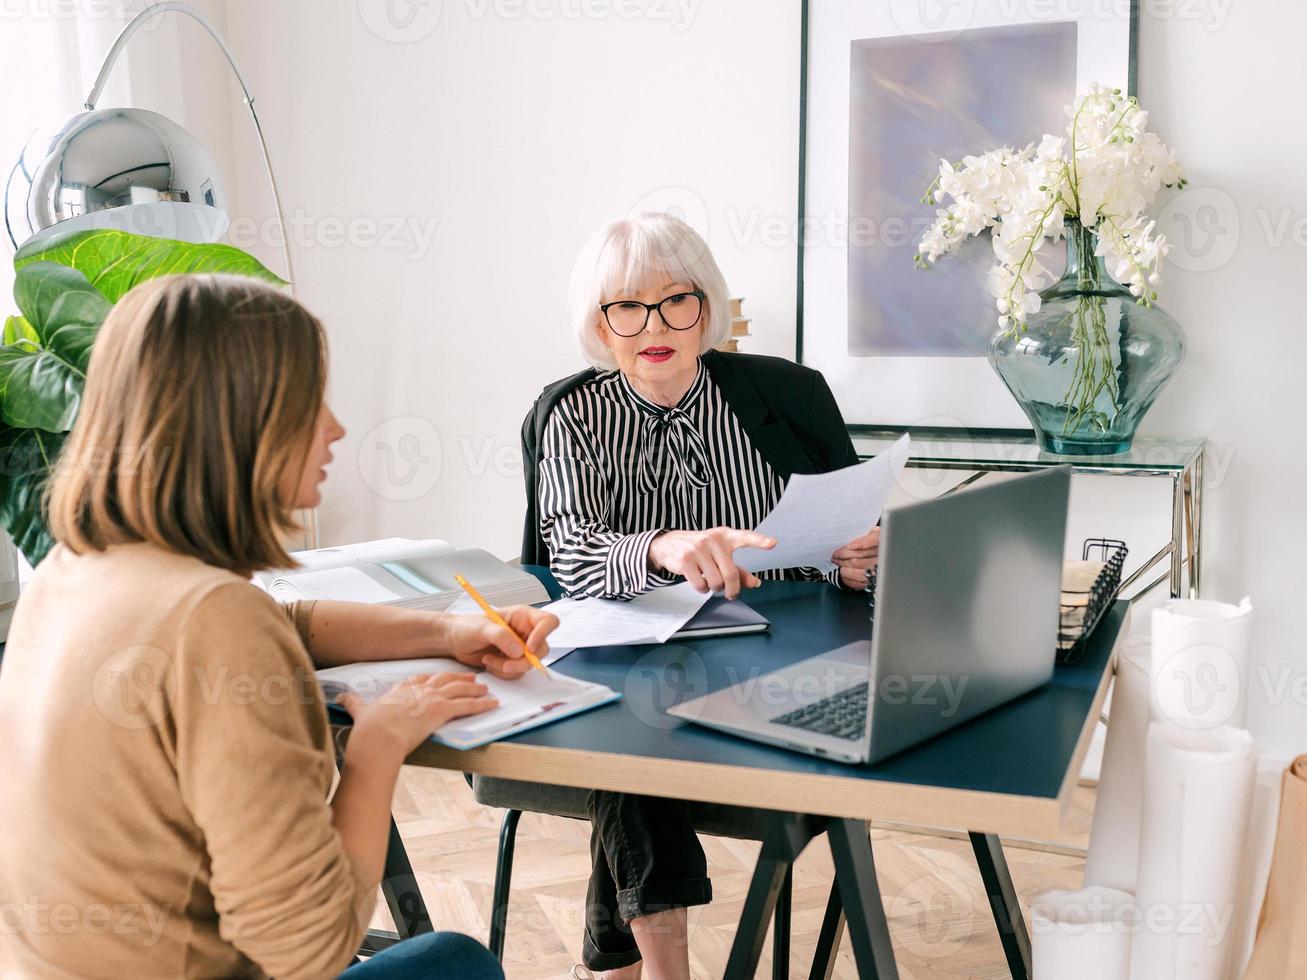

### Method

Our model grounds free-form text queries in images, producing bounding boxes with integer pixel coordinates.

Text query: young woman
[0,274,556,979]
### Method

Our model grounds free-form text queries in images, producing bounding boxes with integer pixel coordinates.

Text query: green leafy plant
[0,228,286,566]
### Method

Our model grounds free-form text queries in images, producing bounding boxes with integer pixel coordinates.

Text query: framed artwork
[797,0,1138,430]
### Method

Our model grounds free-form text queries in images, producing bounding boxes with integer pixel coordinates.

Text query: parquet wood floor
[368,767,1096,979]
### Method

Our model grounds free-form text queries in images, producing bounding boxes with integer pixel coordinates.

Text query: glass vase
[989,218,1185,455]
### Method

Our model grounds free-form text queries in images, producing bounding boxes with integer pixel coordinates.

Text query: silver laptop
[667,467,1070,764]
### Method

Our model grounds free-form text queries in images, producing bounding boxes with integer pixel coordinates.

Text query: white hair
[568,211,731,370]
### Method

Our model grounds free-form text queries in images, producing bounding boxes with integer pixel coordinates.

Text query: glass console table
[851,432,1205,600]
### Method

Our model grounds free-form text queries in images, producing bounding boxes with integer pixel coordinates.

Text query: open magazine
[317,657,619,750]
[253,538,549,612]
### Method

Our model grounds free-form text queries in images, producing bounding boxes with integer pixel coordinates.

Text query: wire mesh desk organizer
[1058,538,1128,664]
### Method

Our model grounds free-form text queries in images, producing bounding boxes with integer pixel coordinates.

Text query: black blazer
[519,350,859,566]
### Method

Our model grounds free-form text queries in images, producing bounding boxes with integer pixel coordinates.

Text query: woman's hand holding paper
[832,527,881,590]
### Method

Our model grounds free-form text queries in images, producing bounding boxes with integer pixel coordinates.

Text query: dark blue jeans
[339,931,503,979]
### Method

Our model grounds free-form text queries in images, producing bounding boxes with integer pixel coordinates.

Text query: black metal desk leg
[969,832,1031,980]
[827,820,898,980]
[724,853,793,980]
[381,817,434,938]
[808,881,845,980]
[726,814,827,980]
[772,865,793,980]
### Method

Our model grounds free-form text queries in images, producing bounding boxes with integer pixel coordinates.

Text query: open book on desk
[317,658,620,750]
[253,538,550,612]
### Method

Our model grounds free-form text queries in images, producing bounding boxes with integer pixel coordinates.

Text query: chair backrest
[518,368,598,567]
[518,403,549,567]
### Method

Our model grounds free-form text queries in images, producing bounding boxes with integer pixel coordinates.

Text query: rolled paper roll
[1241,756,1307,979]
[1085,643,1151,893]
[1150,597,1252,730]
[1128,722,1256,980]
[1230,767,1286,975]
[1031,886,1134,980]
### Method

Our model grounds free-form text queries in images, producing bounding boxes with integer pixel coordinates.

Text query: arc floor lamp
[5,1,318,548]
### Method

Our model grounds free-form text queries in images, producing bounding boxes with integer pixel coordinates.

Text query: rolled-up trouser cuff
[581,877,713,971]
[617,875,713,923]
[582,935,642,972]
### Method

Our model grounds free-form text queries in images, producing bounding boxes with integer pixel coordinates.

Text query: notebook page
[315,658,604,740]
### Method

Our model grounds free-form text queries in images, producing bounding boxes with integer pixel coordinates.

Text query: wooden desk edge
[392,740,1063,840]
[340,609,1128,843]
[1053,603,1131,831]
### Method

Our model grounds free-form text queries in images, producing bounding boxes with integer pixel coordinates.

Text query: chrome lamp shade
[5,106,230,249]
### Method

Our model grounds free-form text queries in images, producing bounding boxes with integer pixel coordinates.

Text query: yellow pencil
[454,573,550,678]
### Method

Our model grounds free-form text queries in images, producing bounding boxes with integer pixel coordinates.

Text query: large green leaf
[13,261,110,370]
[0,347,84,432]
[3,316,39,346]
[14,228,288,302]
[0,263,109,433]
[0,426,65,566]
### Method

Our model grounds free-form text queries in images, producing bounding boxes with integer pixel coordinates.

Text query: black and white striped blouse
[538,359,842,599]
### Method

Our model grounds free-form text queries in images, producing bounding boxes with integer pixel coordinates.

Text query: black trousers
[581,791,713,971]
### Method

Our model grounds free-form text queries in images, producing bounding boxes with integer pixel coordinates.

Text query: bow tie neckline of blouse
[617,366,714,494]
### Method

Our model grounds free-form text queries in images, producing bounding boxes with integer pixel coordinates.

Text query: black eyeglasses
[599,290,706,338]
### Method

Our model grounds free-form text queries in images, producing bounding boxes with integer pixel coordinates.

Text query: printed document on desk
[543,581,713,651]
[734,434,911,574]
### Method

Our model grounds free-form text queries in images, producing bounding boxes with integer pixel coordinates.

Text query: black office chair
[469,774,829,977]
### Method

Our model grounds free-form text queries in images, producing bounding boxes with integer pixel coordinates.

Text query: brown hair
[48,274,327,575]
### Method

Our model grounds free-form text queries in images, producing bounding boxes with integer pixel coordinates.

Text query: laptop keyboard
[771,682,869,741]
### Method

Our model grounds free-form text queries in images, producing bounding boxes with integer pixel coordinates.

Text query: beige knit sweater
[0,543,372,979]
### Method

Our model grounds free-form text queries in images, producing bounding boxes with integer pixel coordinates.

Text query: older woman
[535,212,879,979]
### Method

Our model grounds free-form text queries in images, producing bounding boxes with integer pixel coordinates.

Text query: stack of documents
[254,538,549,612]
[1059,560,1106,650]
[317,657,620,750]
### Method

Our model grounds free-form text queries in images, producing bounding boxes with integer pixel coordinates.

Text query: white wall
[6,0,1303,759]
[1134,1,1307,759]
[219,0,810,561]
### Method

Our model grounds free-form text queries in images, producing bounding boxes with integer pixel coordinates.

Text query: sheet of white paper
[315,657,601,740]
[287,566,400,603]
[734,434,911,574]
[542,646,576,667]
[544,581,712,648]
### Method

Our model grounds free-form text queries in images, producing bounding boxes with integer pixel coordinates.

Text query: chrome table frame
[852,433,1205,600]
